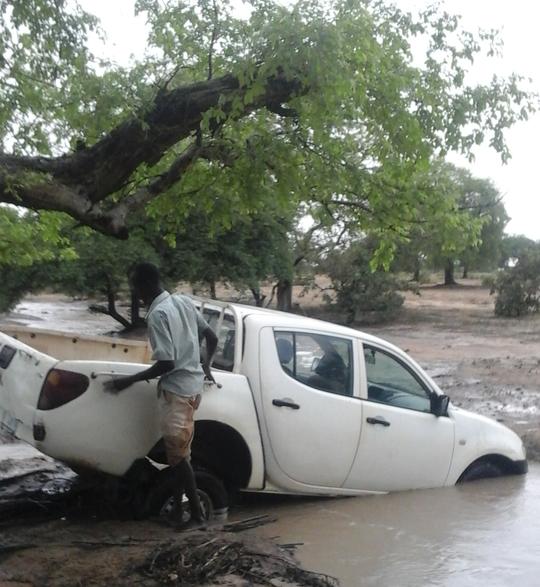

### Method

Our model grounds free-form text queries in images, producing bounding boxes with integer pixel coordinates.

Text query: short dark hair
[131,262,161,289]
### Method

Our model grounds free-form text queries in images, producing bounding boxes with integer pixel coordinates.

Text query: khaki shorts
[158,390,201,466]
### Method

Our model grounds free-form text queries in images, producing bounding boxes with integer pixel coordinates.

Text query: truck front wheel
[458,461,503,483]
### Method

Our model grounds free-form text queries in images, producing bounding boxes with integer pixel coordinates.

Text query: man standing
[104,262,218,528]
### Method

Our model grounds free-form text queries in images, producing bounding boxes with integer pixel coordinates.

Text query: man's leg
[169,467,185,522]
[174,458,204,523]
[161,392,204,526]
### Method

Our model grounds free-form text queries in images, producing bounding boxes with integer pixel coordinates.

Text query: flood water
[238,466,540,586]
[2,297,117,335]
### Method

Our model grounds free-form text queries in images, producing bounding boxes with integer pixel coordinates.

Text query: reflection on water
[2,298,118,335]
[238,466,540,586]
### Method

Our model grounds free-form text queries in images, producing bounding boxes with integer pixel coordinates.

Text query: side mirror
[431,393,450,417]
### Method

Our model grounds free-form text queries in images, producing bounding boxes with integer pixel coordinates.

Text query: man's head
[131,262,162,305]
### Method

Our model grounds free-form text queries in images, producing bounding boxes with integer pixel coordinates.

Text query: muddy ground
[0,280,539,585]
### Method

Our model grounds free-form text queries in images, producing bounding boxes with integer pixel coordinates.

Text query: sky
[79,0,540,240]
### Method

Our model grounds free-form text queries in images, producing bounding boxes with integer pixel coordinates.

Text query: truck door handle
[272,399,300,410]
[367,417,390,427]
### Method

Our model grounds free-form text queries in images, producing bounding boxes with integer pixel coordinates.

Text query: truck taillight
[38,369,90,410]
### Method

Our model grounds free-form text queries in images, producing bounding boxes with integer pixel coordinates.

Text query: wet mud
[0,450,335,586]
[0,514,337,587]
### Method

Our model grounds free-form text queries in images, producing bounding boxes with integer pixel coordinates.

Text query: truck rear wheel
[143,467,229,521]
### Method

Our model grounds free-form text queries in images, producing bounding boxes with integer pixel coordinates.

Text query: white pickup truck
[0,299,527,518]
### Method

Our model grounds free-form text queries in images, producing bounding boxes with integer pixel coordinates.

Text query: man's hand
[201,326,218,385]
[103,376,134,394]
[202,363,216,384]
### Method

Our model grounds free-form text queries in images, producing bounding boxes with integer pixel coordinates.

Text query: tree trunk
[0,72,305,238]
[412,256,421,282]
[444,259,457,286]
[89,283,131,329]
[130,290,146,327]
[462,264,469,279]
[276,279,293,312]
[250,288,266,307]
[209,281,217,300]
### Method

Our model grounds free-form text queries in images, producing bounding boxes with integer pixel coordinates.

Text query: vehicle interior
[275,331,353,396]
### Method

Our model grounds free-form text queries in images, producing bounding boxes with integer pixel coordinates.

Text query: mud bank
[0,445,336,586]
[0,517,337,586]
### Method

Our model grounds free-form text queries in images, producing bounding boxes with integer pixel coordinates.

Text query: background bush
[492,250,540,317]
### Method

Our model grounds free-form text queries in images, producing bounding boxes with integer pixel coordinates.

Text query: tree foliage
[0,0,535,258]
[391,163,507,283]
[498,234,537,268]
[492,248,540,317]
[321,239,404,324]
[0,207,75,311]
[25,206,292,326]
[158,207,292,303]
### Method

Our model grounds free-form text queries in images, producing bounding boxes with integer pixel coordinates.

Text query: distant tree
[272,214,343,312]
[391,226,426,282]
[391,164,507,285]
[0,264,41,313]
[0,207,73,312]
[455,179,508,279]
[160,210,292,307]
[33,205,293,329]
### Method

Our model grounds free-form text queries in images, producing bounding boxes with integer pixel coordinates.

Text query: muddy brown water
[236,467,540,586]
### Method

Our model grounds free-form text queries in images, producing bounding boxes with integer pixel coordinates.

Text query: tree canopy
[391,163,508,283]
[0,0,535,257]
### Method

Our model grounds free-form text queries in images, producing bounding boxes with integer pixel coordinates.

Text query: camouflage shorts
[158,390,201,465]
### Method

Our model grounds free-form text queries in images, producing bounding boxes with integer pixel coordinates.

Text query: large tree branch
[0,68,305,237]
[62,70,302,201]
[88,140,203,237]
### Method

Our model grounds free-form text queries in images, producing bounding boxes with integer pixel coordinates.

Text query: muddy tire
[142,467,228,521]
[458,461,503,483]
[194,470,229,520]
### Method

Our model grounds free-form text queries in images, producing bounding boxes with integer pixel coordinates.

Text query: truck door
[259,327,362,488]
[344,343,455,491]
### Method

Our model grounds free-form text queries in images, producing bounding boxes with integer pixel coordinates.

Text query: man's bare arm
[103,360,174,393]
[201,326,218,382]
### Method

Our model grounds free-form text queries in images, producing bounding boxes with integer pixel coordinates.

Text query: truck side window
[200,308,235,372]
[363,345,431,412]
[274,331,353,397]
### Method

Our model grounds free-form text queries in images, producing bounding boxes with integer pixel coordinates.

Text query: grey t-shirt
[146,291,210,396]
